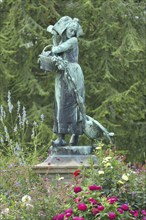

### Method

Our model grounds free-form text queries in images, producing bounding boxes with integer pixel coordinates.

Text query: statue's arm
[52,37,77,54]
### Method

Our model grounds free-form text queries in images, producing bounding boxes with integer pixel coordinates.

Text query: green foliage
[81,143,146,210]
[1,144,145,219]
[0,0,145,161]
[0,91,50,160]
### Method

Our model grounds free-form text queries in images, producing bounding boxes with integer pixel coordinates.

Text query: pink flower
[65,208,73,217]
[142,210,146,216]
[130,210,139,217]
[107,196,118,204]
[88,198,98,205]
[78,203,87,211]
[65,208,73,214]
[52,213,65,220]
[142,217,146,220]
[120,204,129,211]
[117,208,124,214]
[89,185,103,191]
[98,205,104,211]
[72,217,84,220]
[74,197,81,203]
[108,212,116,220]
[92,207,99,215]
[74,186,82,193]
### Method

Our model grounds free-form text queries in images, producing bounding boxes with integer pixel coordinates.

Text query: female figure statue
[47,16,85,146]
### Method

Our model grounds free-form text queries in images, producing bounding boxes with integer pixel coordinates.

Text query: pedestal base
[32,146,98,181]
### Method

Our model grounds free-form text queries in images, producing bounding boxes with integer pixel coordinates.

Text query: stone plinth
[32,146,98,181]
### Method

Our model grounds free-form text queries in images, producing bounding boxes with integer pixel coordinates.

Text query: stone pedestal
[32,146,98,181]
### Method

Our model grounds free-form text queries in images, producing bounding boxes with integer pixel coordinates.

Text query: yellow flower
[122,174,129,181]
[104,162,112,167]
[102,156,112,163]
[96,146,102,150]
[98,170,104,175]
[117,180,124,185]
[105,156,112,160]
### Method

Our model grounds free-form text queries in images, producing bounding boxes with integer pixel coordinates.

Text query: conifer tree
[0,0,145,161]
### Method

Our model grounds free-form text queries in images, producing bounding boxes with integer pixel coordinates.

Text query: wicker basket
[39,45,57,72]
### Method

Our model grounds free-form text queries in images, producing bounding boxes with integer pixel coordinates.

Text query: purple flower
[74,186,82,193]
[108,212,116,220]
[78,203,87,211]
[89,185,102,191]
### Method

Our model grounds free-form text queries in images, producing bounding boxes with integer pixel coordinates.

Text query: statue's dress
[52,37,85,135]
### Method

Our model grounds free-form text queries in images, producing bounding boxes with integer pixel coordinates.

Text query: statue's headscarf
[47,16,84,37]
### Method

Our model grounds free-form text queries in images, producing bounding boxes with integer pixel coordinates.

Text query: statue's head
[66,18,84,38]
[47,16,83,38]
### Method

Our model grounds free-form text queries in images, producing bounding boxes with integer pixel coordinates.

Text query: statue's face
[66,27,76,38]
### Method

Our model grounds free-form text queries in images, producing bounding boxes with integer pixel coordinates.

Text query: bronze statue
[39,16,114,147]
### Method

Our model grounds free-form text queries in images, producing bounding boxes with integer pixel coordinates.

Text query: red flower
[107,196,118,204]
[73,170,81,177]
[89,185,103,191]
[92,208,99,215]
[88,198,98,205]
[108,212,116,220]
[120,204,129,211]
[74,186,82,193]
[78,203,87,211]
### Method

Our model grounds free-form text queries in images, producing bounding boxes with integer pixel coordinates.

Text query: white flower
[26,203,34,209]
[18,114,22,128]
[22,195,31,204]
[40,114,44,122]
[58,177,64,181]
[33,121,37,127]
[7,91,13,113]
[1,208,9,215]
[14,124,18,132]
[98,170,104,175]
[17,101,21,114]
[122,174,129,181]
[96,146,102,150]
[22,106,27,125]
